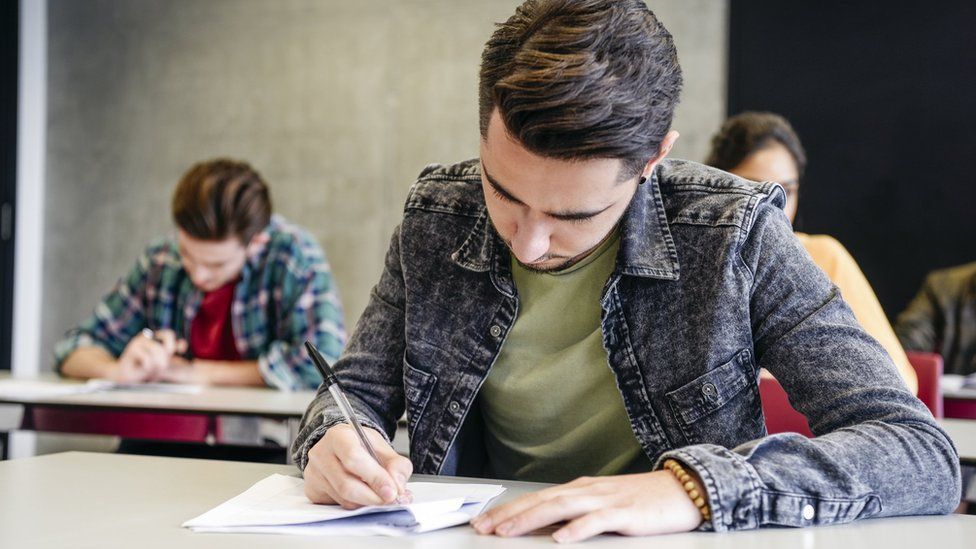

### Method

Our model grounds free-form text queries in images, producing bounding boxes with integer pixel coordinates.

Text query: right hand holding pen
[113,329,186,382]
[304,424,413,509]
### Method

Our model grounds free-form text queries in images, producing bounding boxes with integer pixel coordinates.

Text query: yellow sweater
[796,233,917,394]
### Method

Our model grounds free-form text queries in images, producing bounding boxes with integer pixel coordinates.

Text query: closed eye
[491,187,595,224]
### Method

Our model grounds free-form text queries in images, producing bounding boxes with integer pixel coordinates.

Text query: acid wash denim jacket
[293,158,960,532]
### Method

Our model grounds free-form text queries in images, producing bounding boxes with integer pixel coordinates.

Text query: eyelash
[490,187,594,225]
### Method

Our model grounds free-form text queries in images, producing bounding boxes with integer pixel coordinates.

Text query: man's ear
[640,130,680,181]
[245,231,270,257]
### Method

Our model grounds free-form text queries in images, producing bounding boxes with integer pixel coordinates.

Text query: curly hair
[706,111,807,178]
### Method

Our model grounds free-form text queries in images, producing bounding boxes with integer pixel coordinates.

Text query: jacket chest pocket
[665,348,764,446]
[403,358,438,440]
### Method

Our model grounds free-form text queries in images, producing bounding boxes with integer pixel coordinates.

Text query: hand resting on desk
[471,470,704,543]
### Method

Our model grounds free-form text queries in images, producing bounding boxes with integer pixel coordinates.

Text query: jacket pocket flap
[666,349,753,425]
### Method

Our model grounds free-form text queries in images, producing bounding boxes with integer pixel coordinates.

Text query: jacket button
[490,325,502,337]
[449,401,461,413]
[802,504,815,520]
[701,382,718,398]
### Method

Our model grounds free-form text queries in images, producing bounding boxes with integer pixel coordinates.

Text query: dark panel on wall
[0,0,17,370]
[728,0,976,319]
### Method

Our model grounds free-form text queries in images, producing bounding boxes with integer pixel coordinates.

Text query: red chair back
[759,376,813,437]
[760,352,945,437]
[905,351,944,418]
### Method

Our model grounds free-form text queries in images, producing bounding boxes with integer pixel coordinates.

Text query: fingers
[303,463,360,509]
[304,458,373,509]
[305,425,402,508]
[153,329,188,356]
[473,488,598,537]
[116,345,154,382]
[553,509,625,544]
[472,482,586,534]
[154,329,178,356]
[372,432,413,497]
[334,434,400,504]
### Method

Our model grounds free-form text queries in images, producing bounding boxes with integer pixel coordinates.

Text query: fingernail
[396,489,413,504]
[552,530,568,543]
[395,473,408,489]
[379,485,396,502]
[496,522,511,536]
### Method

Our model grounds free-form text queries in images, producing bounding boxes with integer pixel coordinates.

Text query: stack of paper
[183,474,506,537]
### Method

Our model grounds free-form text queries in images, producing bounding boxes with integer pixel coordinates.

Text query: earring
[638,176,647,185]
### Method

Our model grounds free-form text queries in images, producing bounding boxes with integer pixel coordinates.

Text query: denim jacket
[293,158,960,531]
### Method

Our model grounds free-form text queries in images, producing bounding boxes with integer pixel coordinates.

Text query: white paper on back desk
[183,474,506,536]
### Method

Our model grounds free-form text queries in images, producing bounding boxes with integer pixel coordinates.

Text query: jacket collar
[451,167,680,286]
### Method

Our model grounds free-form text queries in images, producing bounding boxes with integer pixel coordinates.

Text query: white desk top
[1,452,974,548]
[0,373,316,418]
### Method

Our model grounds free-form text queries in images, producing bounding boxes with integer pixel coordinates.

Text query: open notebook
[183,474,506,537]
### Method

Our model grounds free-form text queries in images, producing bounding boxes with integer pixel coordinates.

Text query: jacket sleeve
[804,236,916,394]
[259,248,347,391]
[291,225,407,468]
[52,249,153,373]
[894,273,943,353]
[658,202,960,532]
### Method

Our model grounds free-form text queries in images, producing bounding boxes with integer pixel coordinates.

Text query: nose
[510,220,550,264]
[191,266,212,287]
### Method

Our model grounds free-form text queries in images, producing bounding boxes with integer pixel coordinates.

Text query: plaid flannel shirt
[53,215,346,390]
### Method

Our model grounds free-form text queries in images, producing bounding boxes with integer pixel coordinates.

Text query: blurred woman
[707,111,917,393]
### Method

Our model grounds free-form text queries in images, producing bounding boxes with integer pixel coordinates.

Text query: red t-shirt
[189,280,242,361]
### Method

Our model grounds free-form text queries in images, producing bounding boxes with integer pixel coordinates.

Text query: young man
[56,158,345,390]
[293,0,959,541]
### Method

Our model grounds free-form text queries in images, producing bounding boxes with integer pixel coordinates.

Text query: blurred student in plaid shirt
[55,158,346,391]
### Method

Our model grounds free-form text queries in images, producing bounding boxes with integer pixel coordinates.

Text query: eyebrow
[482,165,613,221]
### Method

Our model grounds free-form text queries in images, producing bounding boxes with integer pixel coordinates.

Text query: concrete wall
[41,0,727,367]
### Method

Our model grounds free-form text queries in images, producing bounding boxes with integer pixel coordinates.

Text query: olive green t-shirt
[480,230,650,483]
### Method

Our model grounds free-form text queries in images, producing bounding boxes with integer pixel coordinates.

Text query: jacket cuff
[656,444,764,532]
[292,410,391,471]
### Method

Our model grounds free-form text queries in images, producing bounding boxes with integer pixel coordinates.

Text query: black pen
[304,342,411,504]
[305,341,381,462]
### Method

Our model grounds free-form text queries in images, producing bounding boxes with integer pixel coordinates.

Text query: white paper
[183,474,505,536]
[86,379,204,394]
[0,379,99,398]
[0,378,204,399]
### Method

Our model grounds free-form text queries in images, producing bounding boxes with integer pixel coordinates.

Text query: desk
[1,452,974,548]
[942,418,976,466]
[944,384,976,419]
[0,374,318,460]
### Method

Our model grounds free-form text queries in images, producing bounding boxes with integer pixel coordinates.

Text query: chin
[520,257,577,273]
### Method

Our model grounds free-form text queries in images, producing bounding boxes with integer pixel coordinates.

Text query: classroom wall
[39,0,728,370]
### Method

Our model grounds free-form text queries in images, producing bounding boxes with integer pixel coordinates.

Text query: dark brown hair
[706,111,807,178]
[479,0,683,179]
[172,158,272,245]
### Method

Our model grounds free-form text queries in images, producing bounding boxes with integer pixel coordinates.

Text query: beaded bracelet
[663,459,711,523]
